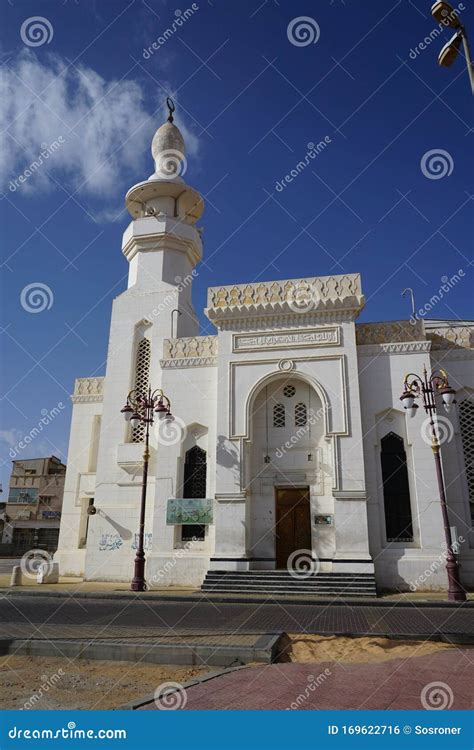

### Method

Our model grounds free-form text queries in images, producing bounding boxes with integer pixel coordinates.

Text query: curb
[0,632,283,669]
[1,588,473,608]
[119,664,251,710]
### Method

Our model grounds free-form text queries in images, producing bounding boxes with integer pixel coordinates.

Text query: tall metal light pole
[431,1,474,94]
[121,387,173,592]
[400,366,467,602]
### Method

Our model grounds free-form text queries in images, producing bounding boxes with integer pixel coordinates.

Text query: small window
[283,385,296,398]
[381,432,414,542]
[295,402,307,426]
[181,525,205,542]
[273,403,286,428]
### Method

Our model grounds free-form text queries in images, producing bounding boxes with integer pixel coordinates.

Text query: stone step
[202,586,377,597]
[203,579,376,589]
[204,576,375,588]
[204,576,375,586]
[202,570,378,597]
[205,572,374,580]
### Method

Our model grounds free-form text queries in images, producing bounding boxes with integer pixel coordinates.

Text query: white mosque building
[55,104,474,595]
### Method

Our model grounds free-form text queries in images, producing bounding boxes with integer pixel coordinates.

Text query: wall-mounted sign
[233,327,340,352]
[166,498,213,525]
[42,510,61,519]
[314,514,333,526]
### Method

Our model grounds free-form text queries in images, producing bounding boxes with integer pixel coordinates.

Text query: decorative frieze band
[357,341,432,357]
[72,377,104,403]
[161,336,218,368]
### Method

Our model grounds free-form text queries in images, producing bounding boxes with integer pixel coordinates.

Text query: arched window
[295,402,307,427]
[131,338,150,443]
[459,397,474,524]
[381,432,414,543]
[273,403,285,428]
[181,446,207,542]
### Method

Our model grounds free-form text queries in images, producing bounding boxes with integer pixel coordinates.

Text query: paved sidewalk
[1,594,473,643]
[141,650,473,710]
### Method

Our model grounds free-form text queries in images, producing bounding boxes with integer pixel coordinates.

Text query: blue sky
[0,0,473,490]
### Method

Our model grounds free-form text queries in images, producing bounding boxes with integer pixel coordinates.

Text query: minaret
[79,101,205,582]
[121,97,204,331]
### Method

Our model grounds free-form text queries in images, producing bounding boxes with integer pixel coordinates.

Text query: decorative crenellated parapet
[425,324,473,350]
[205,274,365,326]
[356,320,425,345]
[72,377,105,403]
[161,335,218,368]
[356,320,473,354]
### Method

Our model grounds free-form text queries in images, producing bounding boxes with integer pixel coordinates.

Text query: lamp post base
[130,552,146,592]
[446,558,466,602]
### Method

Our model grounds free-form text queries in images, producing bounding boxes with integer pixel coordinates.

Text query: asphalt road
[0,594,472,640]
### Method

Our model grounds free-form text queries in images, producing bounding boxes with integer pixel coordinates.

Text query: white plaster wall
[55,397,102,576]
[146,363,217,588]
[358,343,474,591]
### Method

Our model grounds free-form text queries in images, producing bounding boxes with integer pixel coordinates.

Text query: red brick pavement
[140,650,473,710]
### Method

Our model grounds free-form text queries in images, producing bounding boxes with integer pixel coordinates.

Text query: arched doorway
[246,375,330,568]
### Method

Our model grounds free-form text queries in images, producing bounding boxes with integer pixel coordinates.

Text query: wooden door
[275,488,311,569]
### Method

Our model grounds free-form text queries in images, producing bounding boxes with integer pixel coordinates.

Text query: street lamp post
[431,1,474,94]
[121,386,173,592]
[400,365,466,602]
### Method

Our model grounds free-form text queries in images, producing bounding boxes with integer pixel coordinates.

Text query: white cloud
[0,429,22,449]
[1,51,200,200]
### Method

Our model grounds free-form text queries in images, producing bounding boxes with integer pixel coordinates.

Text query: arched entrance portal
[245,375,333,569]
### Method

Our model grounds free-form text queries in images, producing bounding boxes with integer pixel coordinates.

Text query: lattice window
[273,403,286,428]
[283,384,295,398]
[181,446,207,542]
[459,398,474,523]
[130,338,151,443]
[295,402,307,426]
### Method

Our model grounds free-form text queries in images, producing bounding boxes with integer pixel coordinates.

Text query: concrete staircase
[201,570,377,598]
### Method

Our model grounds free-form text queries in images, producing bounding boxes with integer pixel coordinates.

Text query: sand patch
[0,655,207,710]
[278,634,462,664]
